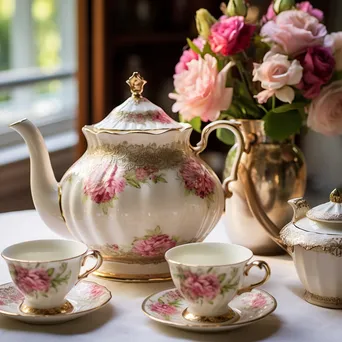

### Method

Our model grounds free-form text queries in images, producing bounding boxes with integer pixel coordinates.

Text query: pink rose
[209,16,256,56]
[261,10,327,56]
[135,114,145,123]
[135,166,158,181]
[253,51,303,104]
[166,290,182,301]
[132,234,176,257]
[84,164,126,204]
[324,32,342,71]
[181,271,220,301]
[169,54,233,122]
[297,46,335,99]
[296,2,324,22]
[149,302,178,316]
[307,80,342,136]
[111,244,119,251]
[151,112,172,124]
[89,284,105,298]
[262,2,276,23]
[135,168,149,181]
[13,266,50,294]
[179,158,215,198]
[175,37,204,74]
[251,293,267,308]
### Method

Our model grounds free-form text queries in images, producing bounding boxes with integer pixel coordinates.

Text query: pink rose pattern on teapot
[82,157,215,214]
[94,226,191,260]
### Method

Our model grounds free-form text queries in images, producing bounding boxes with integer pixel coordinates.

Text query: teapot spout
[288,198,310,223]
[10,119,71,238]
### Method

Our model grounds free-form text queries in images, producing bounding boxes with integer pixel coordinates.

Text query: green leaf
[201,42,213,58]
[179,115,202,133]
[332,70,342,81]
[186,38,201,55]
[158,298,164,304]
[272,102,307,114]
[189,116,202,133]
[47,268,54,277]
[208,300,214,305]
[154,226,162,235]
[263,109,302,141]
[156,176,167,183]
[207,267,213,274]
[216,128,235,146]
[126,178,141,189]
[218,273,226,283]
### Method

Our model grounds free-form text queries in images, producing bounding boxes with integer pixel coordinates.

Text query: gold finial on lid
[330,188,342,203]
[126,72,147,99]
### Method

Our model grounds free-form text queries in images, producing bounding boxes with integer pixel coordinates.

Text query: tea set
[1,73,341,332]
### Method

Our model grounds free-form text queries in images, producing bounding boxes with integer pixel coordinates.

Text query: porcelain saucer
[142,288,277,332]
[0,280,111,324]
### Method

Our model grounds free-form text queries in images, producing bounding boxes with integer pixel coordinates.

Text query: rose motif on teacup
[175,266,240,305]
[9,262,71,298]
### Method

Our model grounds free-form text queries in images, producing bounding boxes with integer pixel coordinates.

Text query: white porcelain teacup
[165,242,270,321]
[1,239,103,313]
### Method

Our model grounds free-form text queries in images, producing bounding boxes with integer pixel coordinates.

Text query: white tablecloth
[0,210,341,342]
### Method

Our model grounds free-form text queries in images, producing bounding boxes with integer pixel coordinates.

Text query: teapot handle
[192,120,244,198]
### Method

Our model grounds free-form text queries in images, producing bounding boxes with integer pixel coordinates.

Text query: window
[0,0,77,156]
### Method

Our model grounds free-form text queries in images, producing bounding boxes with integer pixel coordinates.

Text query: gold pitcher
[223,120,307,255]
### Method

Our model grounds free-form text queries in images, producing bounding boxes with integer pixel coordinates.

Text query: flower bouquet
[169,0,342,144]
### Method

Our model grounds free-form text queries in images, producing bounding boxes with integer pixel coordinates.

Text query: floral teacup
[165,242,270,320]
[1,239,102,313]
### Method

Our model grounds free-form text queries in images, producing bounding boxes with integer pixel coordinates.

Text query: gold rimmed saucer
[142,288,277,332]
[0,280,111,325]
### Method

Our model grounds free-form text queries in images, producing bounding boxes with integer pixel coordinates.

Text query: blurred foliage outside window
[0,0,76,129]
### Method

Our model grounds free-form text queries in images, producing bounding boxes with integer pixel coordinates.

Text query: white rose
[308,80,342,136]
[324,32,342,71]
[253,51,303,103]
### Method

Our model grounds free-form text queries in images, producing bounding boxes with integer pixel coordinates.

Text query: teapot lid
[306,189,342,223]
[91,72,185,132]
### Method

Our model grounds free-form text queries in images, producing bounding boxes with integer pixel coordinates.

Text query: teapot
[10,72,244,282]
[242,175,342,308]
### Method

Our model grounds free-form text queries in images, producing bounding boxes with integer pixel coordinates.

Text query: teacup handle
[78,250,103,280]
[237,260,271,295]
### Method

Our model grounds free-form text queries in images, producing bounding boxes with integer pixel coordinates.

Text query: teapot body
[59,128,224,280]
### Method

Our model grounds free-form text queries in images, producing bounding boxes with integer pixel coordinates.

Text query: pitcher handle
[192,120,244,198]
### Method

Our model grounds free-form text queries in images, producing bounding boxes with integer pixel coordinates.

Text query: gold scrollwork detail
[101,255,165,265]
[88,141,186,171]
[280,224,342,257]
[304,291,342,307]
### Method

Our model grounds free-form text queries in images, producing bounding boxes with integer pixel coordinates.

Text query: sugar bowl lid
[91,72,184,132]
[306,189,342,223]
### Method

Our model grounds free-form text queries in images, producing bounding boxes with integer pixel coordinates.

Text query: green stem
[232,57,253,102]
[272,95,276,110]
[258,104,268,114]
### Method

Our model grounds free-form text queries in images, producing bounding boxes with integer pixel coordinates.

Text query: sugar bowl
[280,188,342,308]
